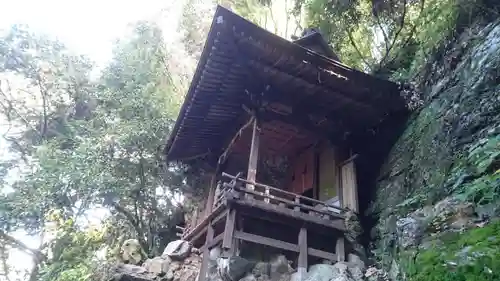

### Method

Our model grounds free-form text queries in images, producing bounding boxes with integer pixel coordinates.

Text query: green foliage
[404,221,500,281]
[0,20,191,281]
[453,136,500,204]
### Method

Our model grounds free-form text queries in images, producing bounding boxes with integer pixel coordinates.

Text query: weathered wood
[198,222,214,281]
[234,231,299,252]
[222,209,237,256]
[233,230,337,261]
[294,197,301,212]
[234,198,346,232]
[246,118,260,196]
[336,237,345,262]
[298,227,308,279]
[218,116,255,165]
[222,172,348,213]
[308,247,337,261]
[232,184,344,220]
[183,204,227,242]
[201,232,224,251]
[341,159,359,212]
[205,173,217,216]
[340,153,359,167]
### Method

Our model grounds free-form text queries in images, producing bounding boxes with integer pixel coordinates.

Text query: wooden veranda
[164,5,407,281]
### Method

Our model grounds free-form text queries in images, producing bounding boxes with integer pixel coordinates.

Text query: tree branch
[383,0,425,68]
[346,27,372,71]
[378,0,408,68]
[0,230,46,262]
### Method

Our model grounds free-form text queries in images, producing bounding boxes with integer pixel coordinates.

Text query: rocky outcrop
[370,18,500,281]
[108,240,385,281]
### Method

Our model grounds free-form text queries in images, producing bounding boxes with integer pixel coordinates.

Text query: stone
[143,256,171,276]
[111,263,157,281]
[163,240,192,260]
[364,267,389,281]
[396,217,424,248]
[239,274,257,281]
[388,260,401,281]
[269,255,293,276]
[210,246,222,261]
[347,254,365,271]
[345,211,363,241]
[121,239,145,265]
[251,262,270,277]
[217,256,255,281]
[303,262,362,281]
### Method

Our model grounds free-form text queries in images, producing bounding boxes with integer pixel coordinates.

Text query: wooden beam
[218,116,255,165]
[202,232,224,251]
[205,174,217,217]
[298,227,308,279]
[234,198,346,232]
[341,159,359,212]
[198,222,214,281]
[222,172,348,214]
[246,118,260,195]
[183,204,226,242]
[259,110,344,145]
[308,247,337,261]
[234,231,299,252]
[336,237,345,262]
[222,208,237,257]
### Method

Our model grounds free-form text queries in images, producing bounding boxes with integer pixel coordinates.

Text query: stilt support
[198,222,214,281]
[336,236,345,262]
[222,208,237,257]
[298,227,308,280]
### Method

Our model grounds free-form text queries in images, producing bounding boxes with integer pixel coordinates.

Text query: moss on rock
[370,19,500,280]
[403,221,500,281]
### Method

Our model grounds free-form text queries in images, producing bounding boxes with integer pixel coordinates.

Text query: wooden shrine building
[164,6,407,281]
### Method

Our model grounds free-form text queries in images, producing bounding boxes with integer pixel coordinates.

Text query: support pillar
[222,208,237,257]
[336,237,345,262]
[246,118,260,199]
[298,227,308,279]
[198,222,214,281]
[205,173,217,216]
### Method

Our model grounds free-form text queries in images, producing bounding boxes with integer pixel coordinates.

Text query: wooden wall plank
[298,227,308,279]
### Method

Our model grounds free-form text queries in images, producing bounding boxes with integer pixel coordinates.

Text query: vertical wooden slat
[205,173,217,217]
[298,227,308,280]
[198,222,214,281]
[336,236,345,261]
[294,196,300,212]
[341,160,358,212]
[246,118,260,199]
[222,208,237,257]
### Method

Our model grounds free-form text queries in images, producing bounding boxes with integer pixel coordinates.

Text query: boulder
[269,255,293,275]
[121,239,145,265]
[396,217,424,248]
[143,256,171,276]
[163,240,192,260]
[347,254,365,271]
[111,264,156,281]
[251,262,270,278]
[303,262,364,281]
[217,256,255,281]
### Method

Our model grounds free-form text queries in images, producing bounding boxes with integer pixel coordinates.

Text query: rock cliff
[370,19,500,281]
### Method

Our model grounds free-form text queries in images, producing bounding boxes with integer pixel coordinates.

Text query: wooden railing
[220,172,347,220]
[178,172,347,239]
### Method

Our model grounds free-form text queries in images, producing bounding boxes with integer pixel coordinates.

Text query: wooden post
[298,227,308,279]
[222,208,237,257]
[340,154,359,212]
[205,173,217,217]
[336,237,345,262]
[198,222,214,281]
[246,118,260,198]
